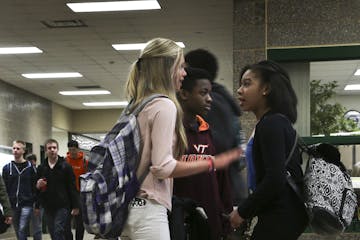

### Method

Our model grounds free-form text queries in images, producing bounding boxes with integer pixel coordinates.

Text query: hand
[229,208,245,229]
[5,216,12,225]
[34,208,41,216]
[36,178,47,190]
[71,208,79,216]
[213,148,242,170]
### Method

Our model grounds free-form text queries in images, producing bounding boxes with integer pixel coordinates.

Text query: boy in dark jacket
[185,49,246,209]
[173,67,231,240]
[2,140,37,240]
[36,139,79,240]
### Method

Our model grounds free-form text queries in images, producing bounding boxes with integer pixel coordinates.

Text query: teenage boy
[66,140,88,240]
[2,140,37,240]
[36,139,79,240]
[173,67,231,240]
[185,49,245,210]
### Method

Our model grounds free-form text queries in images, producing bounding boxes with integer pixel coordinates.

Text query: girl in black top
[229,60,308,239]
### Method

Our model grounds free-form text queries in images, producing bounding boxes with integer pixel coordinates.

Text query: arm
[2,166,9,194]
[148,99,241,179]
[0,176,12,219]
[65,163,80,215]
[31,165,40,210]
[170,149,241,178]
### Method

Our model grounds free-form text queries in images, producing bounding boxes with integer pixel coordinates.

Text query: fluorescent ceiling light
[344,84,360,91]
[83,101,128,106]
[0,47,43,54]
[59,90,111,95]
[112,42,185,50]
[354,69,360,76]
[67,0,160,12]
[22,72,83,79]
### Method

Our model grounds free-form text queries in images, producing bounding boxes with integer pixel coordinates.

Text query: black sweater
[37,157,79,211]
[237,112,304,219]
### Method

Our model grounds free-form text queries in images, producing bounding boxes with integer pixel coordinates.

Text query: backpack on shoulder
[80,94,165,238]
[287,137,358,236]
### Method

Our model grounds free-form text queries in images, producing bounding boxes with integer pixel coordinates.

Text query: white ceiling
[311,60,360,95]
[0,0,233,109]
[0,0,359,110]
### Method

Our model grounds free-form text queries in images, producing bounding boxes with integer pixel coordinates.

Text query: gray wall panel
[0,79,51,157]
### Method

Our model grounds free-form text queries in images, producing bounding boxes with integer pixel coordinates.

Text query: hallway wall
[0,79,52,157]
[234,0,360,136]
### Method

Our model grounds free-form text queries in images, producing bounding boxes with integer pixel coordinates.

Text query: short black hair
[185,49,218,82]
[26,153,37,162]
[240,60,298,123]
[181,67,212,92]
[67,140,79,148]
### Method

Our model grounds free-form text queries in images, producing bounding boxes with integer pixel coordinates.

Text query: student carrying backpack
[79,94,164,238]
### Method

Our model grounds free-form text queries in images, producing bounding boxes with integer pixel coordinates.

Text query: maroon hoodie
[174,115,229,240]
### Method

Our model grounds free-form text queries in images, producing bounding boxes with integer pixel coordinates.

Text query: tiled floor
[2,226,360,240]
[0,227,103,240]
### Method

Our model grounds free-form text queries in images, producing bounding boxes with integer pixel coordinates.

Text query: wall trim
[268,45,360,62]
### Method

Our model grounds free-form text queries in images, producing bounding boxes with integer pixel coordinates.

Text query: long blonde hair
[125,38,187,158]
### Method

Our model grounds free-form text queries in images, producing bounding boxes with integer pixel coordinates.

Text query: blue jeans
[46,208,70,240]
[32,208,43,240]
[12,206,33,240]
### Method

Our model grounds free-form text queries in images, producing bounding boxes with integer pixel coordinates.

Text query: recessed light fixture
[22,72,83,79]
[112,42,185,50]
[344,84,360,91]
[0,47,43,54]
[354,69,360,76]
[67,0,161,12]
[59,90,111,95]
[83,101,128,107]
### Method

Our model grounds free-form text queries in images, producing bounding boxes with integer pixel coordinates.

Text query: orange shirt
[66,151,88,191]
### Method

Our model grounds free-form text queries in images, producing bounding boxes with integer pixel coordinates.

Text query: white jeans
[120,198,170,240]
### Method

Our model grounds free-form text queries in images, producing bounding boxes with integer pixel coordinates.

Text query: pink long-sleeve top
[136,97,178,210]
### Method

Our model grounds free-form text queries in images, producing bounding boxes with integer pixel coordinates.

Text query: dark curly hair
[240,60,298,123]
[185,49,218,82]
[181,67,212,92]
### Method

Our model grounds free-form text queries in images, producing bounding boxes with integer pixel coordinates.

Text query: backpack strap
[125,94,167,183]
[285,132,306,204]
[285,132,298,166]
[126,94,168,117]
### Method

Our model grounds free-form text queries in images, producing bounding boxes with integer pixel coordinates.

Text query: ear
[262,84,271,96]
[178,89,190,101]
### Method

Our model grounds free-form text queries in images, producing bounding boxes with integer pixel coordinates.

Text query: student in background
[36,139,79,240]
[2,140,37,240]
[26,153,42,240]
[173,67,232,240]
[66,140,88,240]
